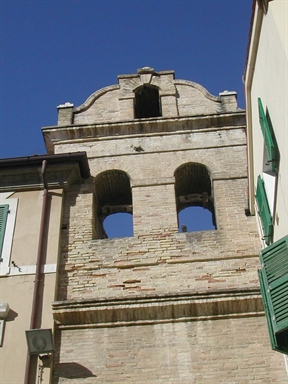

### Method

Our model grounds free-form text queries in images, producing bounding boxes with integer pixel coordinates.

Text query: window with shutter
[256,175,273,245]
[0,205,9,260]
[258,235,288,355]
[258,98,276,172]
[0,195,17,275]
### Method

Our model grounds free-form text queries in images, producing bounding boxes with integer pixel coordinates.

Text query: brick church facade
[42,67,286,382]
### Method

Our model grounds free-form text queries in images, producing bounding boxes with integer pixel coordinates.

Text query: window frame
[0,205,9,258]
[258,98,276,172]
[0,193,18,276]
[256,175,273,245]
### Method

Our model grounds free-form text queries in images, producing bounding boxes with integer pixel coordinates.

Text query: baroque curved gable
[56,67,239,126]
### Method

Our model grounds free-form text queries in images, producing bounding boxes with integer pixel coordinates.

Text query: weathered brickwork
[58,235,261,301]
[58,194,260,301]
[56,130,260,301]
[68,71,232,126]
[53,317,286,383]
[43,69,287,382]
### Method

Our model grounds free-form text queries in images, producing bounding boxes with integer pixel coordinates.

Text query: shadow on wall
[5,308,18,322]
[57,362,96,378]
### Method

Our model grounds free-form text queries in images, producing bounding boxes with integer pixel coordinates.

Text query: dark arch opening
[94,170,133,239]
[174,162,216,232]
[134,85,161,118]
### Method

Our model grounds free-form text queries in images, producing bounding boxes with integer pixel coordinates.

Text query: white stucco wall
[0,189,63,384]
[246,0,288,242]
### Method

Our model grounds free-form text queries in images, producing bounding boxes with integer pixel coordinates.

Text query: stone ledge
[53,288,263,327]
[42,112,246,154]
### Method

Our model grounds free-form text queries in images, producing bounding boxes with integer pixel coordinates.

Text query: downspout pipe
[244,3,263,215]
[24,160,49,384]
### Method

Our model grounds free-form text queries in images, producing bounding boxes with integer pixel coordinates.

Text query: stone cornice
[53,287,263,328]
[42,111,246,154]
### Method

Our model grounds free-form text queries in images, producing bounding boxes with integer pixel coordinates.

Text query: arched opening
[134,85,161,118]
[94,170,133,239]
[174,162,216,232]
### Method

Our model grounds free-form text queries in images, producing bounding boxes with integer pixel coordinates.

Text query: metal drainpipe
[24,160,49,384]
[245,5,263,215]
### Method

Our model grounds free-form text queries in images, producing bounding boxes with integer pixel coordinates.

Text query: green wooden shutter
[0,204,9,259]
[258,235,288,355]
[258,98,276,172]
[256,175,273,245]
[258,269,279,352]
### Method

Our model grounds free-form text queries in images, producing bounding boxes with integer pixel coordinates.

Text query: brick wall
[53,317,286,383]
[56,123,261,301]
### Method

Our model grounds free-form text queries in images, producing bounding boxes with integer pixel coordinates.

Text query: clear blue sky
[1,0,253,159]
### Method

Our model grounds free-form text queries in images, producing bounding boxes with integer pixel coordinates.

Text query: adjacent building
[244,0,288,358]
[0,154,90,384]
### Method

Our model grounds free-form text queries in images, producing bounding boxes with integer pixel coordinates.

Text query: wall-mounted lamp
[25,329,54,355]
[0,302,10,347]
